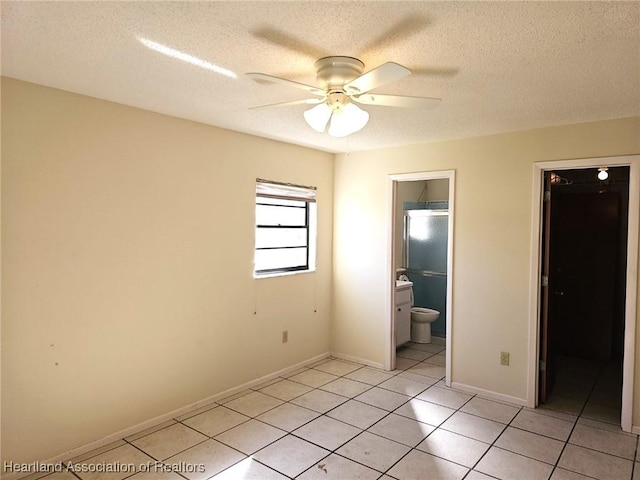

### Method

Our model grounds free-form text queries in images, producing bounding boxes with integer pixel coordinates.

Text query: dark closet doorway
[539,166,630,424]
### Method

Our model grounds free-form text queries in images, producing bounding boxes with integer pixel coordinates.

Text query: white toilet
[410,307,440,344]
[398,275,441,344]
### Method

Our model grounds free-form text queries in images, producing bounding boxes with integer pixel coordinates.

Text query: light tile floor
[23,340,639,480]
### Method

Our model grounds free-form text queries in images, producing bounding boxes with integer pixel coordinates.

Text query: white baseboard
[2,352,331,480]
[631,425,640,435]
[450,382,528,407]
[331,351,384,370]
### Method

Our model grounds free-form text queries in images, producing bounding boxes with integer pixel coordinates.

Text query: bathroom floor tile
[70,444,153,480]
[407,363,447,379]
[417,428,490,467]
[397,370,441,386]
[291,389,348,414]
[416,386,473,409]
[355,386,411,411]
[52,352,640,480]
[288,369,339,388]
[495,426,565,464]
[475,447,554,480]
[255,403,320,431]
[125,471,185,480]
[214,419,286,454]
[319,377,372,398]
[550,468,598,480]
[293,415,361,450]
[387,449,468,480]
[460,397,520,424]
[312,359,361,376]
[393,357,420,371]
[408,343,445,354]
[345,367,395,386]
[326,399,388,429]
[378,376,433,397]
[568,423,637,460]
[396,347,434,361]
[210,457,287,479]
[558,444,633,480]
[336,431,410,473]
[130,423,207,461]
[253,435,329,478]
[582,402,622,425]
[368,412,435,447]
[511,409,574,441]
[223,391,283,417]
[394,398,456,427]
[164,439,245,480]
[181,405,250,437]
[258,379,312,401]
[465,471,496,480]
[440,411,505,443]
[297,453,380,480]
[423,353,446,366]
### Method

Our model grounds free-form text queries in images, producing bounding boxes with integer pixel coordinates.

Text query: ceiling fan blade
[249,98,325,110]
[352,94,441,109]
[344,62,411,95]
[358,16,429,57]
[246,73,325,96]
[251,27,328,61]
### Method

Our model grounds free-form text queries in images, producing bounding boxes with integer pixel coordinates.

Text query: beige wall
[1,78,334,463]
[3,76,640,464]
[332,117,640,405]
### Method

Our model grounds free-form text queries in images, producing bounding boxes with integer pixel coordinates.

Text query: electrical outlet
[282,330,288,343]
[500,351,510,366]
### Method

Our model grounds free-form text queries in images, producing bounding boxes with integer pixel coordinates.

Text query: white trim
[3,352,332,480]
[386,170,455,387]
[331,352,385,370]
[528,155,639,432]
[451,382,528,407]
[385,178,397,371]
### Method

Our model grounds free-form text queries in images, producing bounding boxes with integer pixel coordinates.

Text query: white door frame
[386,170,455,386]
[528,155,640,432]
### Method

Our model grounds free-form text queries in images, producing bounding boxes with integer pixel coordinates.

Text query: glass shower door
[405,209,448,335]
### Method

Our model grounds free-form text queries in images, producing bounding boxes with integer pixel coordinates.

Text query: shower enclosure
[404,207,449,336]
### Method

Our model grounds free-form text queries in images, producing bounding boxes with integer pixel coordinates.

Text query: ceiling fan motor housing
[314,56,364,90]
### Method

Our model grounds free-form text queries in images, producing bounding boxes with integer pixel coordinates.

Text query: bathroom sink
[396,280,413,288]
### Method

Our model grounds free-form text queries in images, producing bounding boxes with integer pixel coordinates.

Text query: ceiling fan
[247,56,441,138]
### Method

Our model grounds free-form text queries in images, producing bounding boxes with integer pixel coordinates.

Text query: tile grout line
[461,402,523,479]
[547,359,605,480]
[287,354,448,478]
[373,371,475,478]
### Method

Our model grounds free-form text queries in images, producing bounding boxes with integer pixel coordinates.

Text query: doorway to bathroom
[529,156,640,432]
[387,171,455,386]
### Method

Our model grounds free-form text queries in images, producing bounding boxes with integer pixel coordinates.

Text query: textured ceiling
[2,1,639,153]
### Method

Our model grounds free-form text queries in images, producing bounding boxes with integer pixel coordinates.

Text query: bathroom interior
[394,178,449,356]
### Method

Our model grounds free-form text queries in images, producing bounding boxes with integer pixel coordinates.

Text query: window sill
[254,269,316,279]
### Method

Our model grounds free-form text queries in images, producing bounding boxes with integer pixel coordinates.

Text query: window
[254,179,317,276]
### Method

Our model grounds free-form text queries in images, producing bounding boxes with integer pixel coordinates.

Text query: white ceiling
[2,1,639,153]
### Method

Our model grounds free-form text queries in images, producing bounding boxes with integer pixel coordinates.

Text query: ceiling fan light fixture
[327,102,369,137]
[303,103,333,132]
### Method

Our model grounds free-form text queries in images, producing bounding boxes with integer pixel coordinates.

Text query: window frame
[254,179,317,277]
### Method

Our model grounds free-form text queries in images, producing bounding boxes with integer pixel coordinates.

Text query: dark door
[549,191,619,362]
